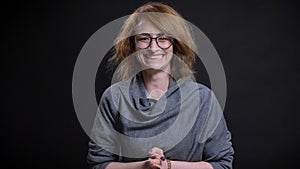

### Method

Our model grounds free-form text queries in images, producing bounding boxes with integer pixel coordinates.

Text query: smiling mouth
[144,55,163,59]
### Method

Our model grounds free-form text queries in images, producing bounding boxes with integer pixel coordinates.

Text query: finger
[151,163,162,169]
[150,147,164,155]
[150,153,161,159]
[149,147,162,155]
[145,159,151,164]
[147,158,161,165]
[150,154,165,161]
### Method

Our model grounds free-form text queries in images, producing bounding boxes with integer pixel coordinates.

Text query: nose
[149,38,160,51]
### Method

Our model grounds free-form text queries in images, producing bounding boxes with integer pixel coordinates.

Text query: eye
[157,36,172,42]
[136,36,150,42]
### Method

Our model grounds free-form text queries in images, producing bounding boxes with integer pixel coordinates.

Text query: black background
[3,0,300,169]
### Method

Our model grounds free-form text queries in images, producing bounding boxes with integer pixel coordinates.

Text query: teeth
[145,55,163,59]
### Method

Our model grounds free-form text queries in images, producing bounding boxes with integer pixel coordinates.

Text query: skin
[146,148,213,169]
[135,20,172,99]
[106,147,213,169]
[135,20,173,72]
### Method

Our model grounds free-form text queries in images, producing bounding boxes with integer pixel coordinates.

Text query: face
[134,20,173,72]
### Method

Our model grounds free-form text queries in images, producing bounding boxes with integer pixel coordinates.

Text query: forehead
[134,20,162,35]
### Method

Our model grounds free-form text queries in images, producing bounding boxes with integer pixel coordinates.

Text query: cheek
[136,51,144,63]
[166,47,173,58]
[167,46,173,54]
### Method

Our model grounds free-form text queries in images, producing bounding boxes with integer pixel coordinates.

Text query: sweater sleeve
[199,89,234,169]
[203,117,234,169]
[87,88,120,169]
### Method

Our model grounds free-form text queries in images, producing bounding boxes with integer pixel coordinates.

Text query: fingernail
[160,156,165,161]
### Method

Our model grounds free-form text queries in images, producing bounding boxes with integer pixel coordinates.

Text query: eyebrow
[138,33,165,37]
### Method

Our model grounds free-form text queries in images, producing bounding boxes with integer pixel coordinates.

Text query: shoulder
[99,79,131,104]
[184,80,213,100]
[196,82,212,94]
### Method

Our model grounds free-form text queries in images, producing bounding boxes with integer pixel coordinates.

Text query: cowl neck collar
[129,72,179,111]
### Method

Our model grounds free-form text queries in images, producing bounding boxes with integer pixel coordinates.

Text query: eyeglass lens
[135,34,173,49]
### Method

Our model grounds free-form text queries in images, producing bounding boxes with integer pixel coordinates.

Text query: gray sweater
[87,74,234,169]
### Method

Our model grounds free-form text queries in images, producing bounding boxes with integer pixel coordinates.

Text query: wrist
[166,159,171,169]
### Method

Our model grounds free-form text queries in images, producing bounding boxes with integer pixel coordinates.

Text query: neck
[142,69,169,99]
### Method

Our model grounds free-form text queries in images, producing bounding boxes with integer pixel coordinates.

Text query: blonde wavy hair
[109,2,197,80]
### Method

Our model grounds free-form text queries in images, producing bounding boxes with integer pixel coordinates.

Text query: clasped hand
[145,147,168,169]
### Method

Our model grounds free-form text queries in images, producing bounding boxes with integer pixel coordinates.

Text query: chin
[144,63,171,72]
[143,65,163,70]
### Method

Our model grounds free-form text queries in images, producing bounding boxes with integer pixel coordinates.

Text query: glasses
[134,33,174,49]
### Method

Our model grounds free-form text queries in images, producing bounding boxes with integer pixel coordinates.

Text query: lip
[144,55,164,59]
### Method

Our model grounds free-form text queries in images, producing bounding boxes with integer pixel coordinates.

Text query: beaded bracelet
[166,159,171,169]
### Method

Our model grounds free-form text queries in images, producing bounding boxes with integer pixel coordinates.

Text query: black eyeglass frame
[133,33,175,50]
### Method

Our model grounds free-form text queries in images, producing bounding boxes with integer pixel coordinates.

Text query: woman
[87,2,234,169]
